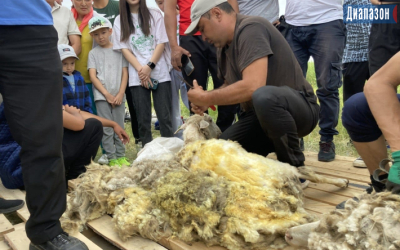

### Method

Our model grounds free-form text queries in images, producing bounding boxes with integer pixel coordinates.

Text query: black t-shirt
[218,14,317,110]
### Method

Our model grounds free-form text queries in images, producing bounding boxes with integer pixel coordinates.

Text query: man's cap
[184,0,227,35]
[88,16,111,33]
[58,44,79,61]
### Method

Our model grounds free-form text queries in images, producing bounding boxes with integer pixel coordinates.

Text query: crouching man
[342,52,400,195]
[185,0,319,167]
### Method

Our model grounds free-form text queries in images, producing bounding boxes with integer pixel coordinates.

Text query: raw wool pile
[61,159,184,234]
[62,138,316,250]
[308,192,400,250]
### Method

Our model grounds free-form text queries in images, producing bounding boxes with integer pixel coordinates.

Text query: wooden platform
[0,152,369,250]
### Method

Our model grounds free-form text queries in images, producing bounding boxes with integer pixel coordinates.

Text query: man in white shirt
[284,0,346,162]
[46,0,81,55]
[237,0,279,24]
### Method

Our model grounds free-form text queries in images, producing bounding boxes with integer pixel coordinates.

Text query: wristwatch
[147,61,156,70]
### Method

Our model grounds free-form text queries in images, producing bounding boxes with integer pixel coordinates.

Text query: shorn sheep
[62,114,349,250]
[285,192,400,250]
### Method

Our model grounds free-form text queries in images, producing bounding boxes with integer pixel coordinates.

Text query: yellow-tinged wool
[177,139,302,191]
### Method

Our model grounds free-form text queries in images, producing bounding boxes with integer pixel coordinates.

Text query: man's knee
[84,118,103,140]
[252,86,280,110]
[342,92,382,142]
[342,92,368,130]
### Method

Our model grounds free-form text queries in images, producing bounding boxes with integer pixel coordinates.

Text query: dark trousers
[63,118,103,181]
[0,26,65,244]
[342,92,400,143]
[343,61,370,102]
[286,19,346,142]
[180,35,237,132]
[220,86,319,167]
[369,5,400,75]
[125,84,140,140]
[130,82,173,146]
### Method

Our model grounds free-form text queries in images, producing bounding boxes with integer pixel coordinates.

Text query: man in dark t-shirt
[185,0,319,167]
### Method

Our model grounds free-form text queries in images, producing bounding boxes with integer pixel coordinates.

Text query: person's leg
[207,43,237,132]
[153,81,174,138]
[285,26,311,77]
[369,17,400,75]
[342,92,393,193]
[0,25,66,244]
[308,20,346,161]
[96,101,116,161]
[112,102,126,159]
[220,110,275,157]
[125,84,140,141]
[131,86,153,146]
[252,86,319,167]
[63,118,103,180]
[169,71,184,138]
[343,62,370,103]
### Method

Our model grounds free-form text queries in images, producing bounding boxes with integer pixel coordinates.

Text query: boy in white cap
[87,16,130,167]
[59,44,93,113]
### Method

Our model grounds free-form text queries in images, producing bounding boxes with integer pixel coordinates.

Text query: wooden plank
[4,230,29,250]
[12,224,24,233]
[87,215,167,250]
[303,198,335,215]
[0,184,29,222]
[0,215,14,241]
[159,238,227,250]
[82,228,119,250]
[0,240,11,250]
[307,183,365,199]
[72,232,102,250]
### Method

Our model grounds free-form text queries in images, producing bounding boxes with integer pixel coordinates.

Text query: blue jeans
[286,19,346,142]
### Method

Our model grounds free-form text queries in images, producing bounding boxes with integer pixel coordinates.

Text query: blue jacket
[0,103,24,189]
[62,71,93,113]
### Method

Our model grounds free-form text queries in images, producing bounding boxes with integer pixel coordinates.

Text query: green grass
[97,62,358,162]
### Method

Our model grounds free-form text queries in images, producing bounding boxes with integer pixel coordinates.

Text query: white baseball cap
[58,44,79,61]
[184,0,228,35]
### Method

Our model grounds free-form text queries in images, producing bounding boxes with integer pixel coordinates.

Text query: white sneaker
[98,154,109,165]
[353,157,367,168]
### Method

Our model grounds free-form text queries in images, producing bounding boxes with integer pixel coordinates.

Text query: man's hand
[191,103,208,115]
[114,92,124,106]
[370,0,381,5]
[113,124,130,144]
[188,79,210,106]
[64,104,81,115]
[171,45,191,71]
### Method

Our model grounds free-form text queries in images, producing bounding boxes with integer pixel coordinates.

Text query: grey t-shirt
[237,0,279,23]
[88,46,128,102]
[218,14,317,111]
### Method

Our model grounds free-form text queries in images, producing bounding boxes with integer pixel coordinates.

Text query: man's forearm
[81,111,117,128]
[207,79,254,106]
[165,0,179,47]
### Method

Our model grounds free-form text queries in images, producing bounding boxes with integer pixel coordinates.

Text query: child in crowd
[59,44,93,113]
[113,0,173,146]
[88,16,130,167]
[155,0,189,139]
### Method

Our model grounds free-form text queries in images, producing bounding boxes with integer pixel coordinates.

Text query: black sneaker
[318,141,335,162]
[29,232,88,250]
[0,198,24,214]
